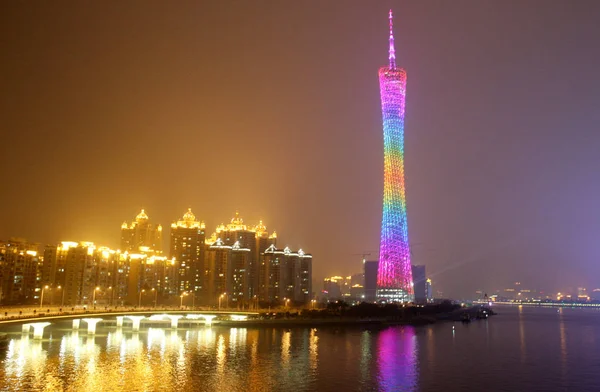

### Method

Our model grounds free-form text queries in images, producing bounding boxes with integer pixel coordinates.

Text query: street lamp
[285,298,290,309]
[311,299,316,309]
[107,286,113,307]
[92,287,100,309]
[180,292,187,308]
[139,289,145,308]
[218,293,224,310]
[151,288,157,308]
[58,285,65,308]
[40,285,49,308]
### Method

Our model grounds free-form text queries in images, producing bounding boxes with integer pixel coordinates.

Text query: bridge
[0,309,260,339]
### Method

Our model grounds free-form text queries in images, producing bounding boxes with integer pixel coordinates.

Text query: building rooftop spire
[388,9,396,69]
[136,209,149,222]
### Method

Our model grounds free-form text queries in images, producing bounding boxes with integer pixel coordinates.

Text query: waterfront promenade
[475,300,600,308]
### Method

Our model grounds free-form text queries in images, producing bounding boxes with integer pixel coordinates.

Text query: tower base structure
[377,288,413,303]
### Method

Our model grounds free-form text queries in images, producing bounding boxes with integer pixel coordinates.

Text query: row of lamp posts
[40,285,117,309]
[40,286,318,311]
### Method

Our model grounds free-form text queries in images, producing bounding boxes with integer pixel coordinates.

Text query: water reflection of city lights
[0,322,426,391]
[106,329,124,350]
[216,334,226,376]
[147,328,166,350]
[198,327,216,348]
[281,331,291,367]
[5,337,46,385]
[360,331,372,385]
[58,332,100,366]
[309,328,319,371]
[230,328,238,352]
[120,333,143,362]
[376,327,417,392]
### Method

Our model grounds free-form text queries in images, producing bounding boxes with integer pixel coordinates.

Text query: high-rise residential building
[121,209,163,254]
[294,248,312,304]
[351,273,364,288]
[40,240,178,307]
[229,241,251,305]
[0,238,40,305]
[377,10,414,302]
[215,212,257,296]
[255,221,277,293]
[259,245,312,305]
[170,208,205,299]
[126,252,178,306]
[426,279,433,303]
[322,276,349,300]
[341,276,353,297]
[41,241,76,303]
[350,273,365,300]
[258,246,281,303]
[205,238,231,306]
[411,265,426,304]
[322,277,342,300]
[364,260,379,302]
[112,252,131,305]
[59,242,100,306]
[210,212,276,299]
[41,241,144,307]
[203,238,253,307]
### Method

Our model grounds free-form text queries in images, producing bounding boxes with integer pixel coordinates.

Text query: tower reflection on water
[377,326,418,392]
[1,325,419,391]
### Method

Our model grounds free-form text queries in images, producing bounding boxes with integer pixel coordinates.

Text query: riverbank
[217,317,435,328]
[217,304,495,328]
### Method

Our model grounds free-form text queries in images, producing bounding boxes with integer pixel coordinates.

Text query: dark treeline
[261,300,461,320]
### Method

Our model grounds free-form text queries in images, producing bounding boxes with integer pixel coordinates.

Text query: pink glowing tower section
[376,10,414,302]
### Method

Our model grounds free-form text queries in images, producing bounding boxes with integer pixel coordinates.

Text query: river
[1,306,599,391]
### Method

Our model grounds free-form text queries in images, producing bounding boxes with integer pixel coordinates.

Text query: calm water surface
[1,306,600,391]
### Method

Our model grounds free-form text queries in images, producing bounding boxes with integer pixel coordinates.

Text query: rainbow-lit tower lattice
[376,10,414,302]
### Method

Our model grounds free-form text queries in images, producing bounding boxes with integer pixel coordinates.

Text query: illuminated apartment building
[203,236,256,306]
[121,209,163,253]
[205,238,231,306]
[322,276,345,300]
[169,208,205,297]
[0,238,40,305]
[210,212,277,299]
[259,245,312,305]
[126,252,178,306]
[229,241,251,305]
[426,279,433,303]
[60,242,99,306]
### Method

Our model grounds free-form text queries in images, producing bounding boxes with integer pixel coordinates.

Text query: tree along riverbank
[218,301,495,328]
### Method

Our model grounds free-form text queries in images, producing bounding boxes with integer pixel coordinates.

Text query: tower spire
[388,9,396,69]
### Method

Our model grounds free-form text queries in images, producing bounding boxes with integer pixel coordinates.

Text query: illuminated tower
[377,10,414,302]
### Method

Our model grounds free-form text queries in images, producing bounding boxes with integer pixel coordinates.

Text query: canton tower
[376,10,414,302]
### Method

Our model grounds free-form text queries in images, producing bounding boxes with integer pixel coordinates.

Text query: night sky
[2,1,600,298]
